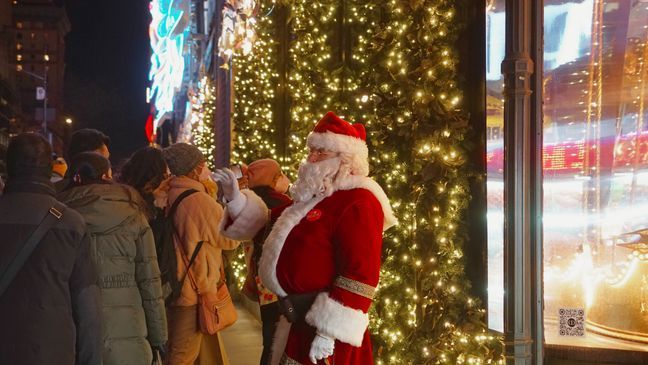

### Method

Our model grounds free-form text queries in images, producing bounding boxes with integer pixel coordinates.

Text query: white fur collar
[335,175,397,230]
[258,175,396,297]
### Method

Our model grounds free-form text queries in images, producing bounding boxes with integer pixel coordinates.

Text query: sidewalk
[220,303,264,365]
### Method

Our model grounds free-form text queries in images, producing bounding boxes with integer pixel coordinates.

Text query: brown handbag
[179,243,238,334]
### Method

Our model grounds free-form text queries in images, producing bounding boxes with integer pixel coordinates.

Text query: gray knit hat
[162,143,205,176]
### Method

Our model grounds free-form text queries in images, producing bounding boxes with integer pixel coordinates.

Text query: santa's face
[307,148,339,163]
[289,156,343,203]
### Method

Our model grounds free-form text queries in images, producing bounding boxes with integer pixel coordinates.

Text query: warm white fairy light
[190,77,217,168]
[229,0,502,363]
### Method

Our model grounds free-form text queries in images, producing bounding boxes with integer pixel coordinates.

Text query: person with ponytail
[118,146,170,222]
[58,151,168,365]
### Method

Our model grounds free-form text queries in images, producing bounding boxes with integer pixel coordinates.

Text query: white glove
[309,332,335,364]
[211,168,241,202]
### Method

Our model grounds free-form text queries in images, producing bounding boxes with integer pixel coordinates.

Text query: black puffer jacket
[0,177,102,365]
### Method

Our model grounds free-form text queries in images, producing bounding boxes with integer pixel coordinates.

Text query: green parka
[58,183,168,365]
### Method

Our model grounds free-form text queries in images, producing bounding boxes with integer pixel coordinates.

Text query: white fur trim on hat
[308,131,370,176]
[305,292,369,347]
[220,189,269,241]
[307,131,368,158]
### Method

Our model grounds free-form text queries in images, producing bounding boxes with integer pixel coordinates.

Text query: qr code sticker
[559,308,585,337]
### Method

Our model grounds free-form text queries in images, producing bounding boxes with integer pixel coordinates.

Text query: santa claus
[214,112,396,365]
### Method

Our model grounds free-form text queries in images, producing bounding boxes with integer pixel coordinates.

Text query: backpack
[150,188,198,305]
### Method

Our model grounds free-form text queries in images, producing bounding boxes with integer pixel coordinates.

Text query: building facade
[8,0,69,154]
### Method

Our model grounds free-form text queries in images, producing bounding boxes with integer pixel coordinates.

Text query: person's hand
[212,168,241,202]
[309,333,335,364]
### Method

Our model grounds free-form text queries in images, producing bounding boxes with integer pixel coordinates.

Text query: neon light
[149,0,190,130]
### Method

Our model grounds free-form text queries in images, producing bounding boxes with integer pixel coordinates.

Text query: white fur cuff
[305,292,369,347]
[227,192,246,218]
[220,189,268,241]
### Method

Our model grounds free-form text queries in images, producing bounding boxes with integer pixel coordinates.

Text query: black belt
[277,291,320,323]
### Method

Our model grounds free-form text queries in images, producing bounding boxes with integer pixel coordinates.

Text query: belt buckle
[49,207,63,219]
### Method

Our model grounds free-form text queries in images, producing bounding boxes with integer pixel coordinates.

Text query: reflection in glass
[486,0,505,333]
[541,0,648,351]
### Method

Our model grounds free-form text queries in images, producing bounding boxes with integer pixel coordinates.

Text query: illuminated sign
[149,0,190,130]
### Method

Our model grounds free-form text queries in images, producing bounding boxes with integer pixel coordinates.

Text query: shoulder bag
[177,241,238,334]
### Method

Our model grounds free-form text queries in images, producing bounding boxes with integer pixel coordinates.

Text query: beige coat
[165,176,239,306]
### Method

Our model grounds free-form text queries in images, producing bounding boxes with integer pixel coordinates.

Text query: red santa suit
[222,112,396,365]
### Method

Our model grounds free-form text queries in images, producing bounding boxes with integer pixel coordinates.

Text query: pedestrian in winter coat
[243,158,292,365]
[160,143,240,365]
[0,133,102,365]
[58,151,168,365]
[119,146,170,222]
[55,128,111,192]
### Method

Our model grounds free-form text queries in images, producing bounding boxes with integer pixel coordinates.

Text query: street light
[65,117,72,125]
[17,67,48,139]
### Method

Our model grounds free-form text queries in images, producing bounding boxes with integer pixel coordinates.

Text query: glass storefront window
[542,0,648,351]
[486,0,505,333]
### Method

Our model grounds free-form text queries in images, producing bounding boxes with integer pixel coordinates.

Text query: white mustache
[289,157,342,202]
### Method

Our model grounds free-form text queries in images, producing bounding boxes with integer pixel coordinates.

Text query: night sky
[62,0,151,163]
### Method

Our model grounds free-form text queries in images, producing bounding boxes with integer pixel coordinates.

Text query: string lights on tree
[190,77,217,169]
[283,0,336,173]
[232,1,280,168]
[229,0,282,289]
[231,0,503,363]
[364,2,502,362]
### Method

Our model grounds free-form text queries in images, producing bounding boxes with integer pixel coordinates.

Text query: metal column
[502,0,543,364]
[213,0,232,168]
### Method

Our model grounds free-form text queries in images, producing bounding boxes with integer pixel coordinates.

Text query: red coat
[222,176,396,365]
[259,176,396,365]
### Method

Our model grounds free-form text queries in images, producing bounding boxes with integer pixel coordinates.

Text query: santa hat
[307,112,369,176]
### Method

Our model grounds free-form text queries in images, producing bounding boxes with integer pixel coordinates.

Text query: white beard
[289,157,347,203]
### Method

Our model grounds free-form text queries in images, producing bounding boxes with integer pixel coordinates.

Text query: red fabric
[273,188,384,364]
[313,112,366,142]
[145,114,154,143]
[271,203,291,222]
[285,321,373,365]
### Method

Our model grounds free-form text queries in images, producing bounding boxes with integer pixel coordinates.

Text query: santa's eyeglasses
[307,148,339,162]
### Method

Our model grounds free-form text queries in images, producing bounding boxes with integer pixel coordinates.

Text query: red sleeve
[329,199,383,312]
